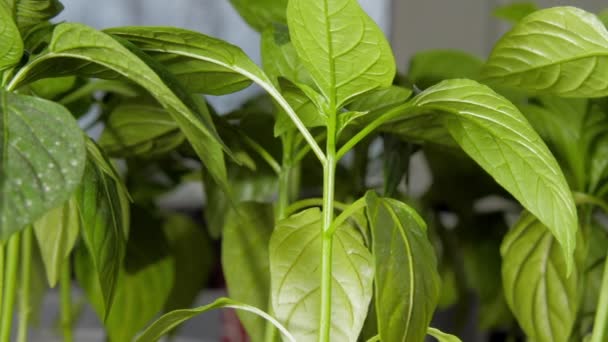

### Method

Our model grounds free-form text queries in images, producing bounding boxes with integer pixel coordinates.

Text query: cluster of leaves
[1,1,608,342]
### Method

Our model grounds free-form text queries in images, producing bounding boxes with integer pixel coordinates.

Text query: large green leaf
[6,0,63,35]
[501,212,579,342]
[153,53,252,95]
[229,0,288,32]
[105,26,324,161]
[135,297,295,342]
[9,23,229,188]
[75,142,129,317]
[365,193,440,342]
[99,99,185,158]
[0,2,23,72]
[286,0,395,109]
[0,90,85,239]
[32,197,79,287]
[76,213,173,342]
[406,79,578,270]
[222,202,274,341]
[269,208,374,341]
[481,7,608,97]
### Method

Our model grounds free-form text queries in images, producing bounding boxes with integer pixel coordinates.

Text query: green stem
[336,103,413,160]
[326,197,366,237]
[242,134,281,175]
[0,242,4,322]
[591,255,608,342]
[60,257,73,342]
[319,110,337,342]
[574,192,608,214]
[276,134,294,220]
[17,228,32,342]
[0,232,20,342]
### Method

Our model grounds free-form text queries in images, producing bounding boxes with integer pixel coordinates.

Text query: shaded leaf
[365,192,440,342]
[408,50,482,89]
[492,2,538,24]
[0,90,85,239]
[33,197,79,287]
[269,208,374,341]
[229,0,288,32]
[501,212,579,342]
[99,99,185,158]
[9,0,63,35]
[222,202,274,341]
[74,142,129,317]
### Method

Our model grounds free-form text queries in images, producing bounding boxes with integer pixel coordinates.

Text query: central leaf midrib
[323,0,336,108]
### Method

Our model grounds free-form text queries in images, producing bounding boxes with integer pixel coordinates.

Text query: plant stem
[0,232,21,342]
[276,133,294,220]
[17,227,32,342]
[591,252,608,342]
[60,257,73,342]
[0,242,4,322]
[319,111,337,342]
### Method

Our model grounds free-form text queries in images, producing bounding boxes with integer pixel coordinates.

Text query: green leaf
[408,50,482,89]
[492,2,538,24]
[222,202,274,341]
[153,53,252,95]
[286,0,395,109]
[501,212,579,342]
[408,79,578,271]
[427,327,462,342]
[269,208,374,341]
[28,76,77,100]
[261,23,310,86]
[135,297,295,342]
[76,213,173,342]
[10,23,229,189]
[75,142,129,317]
[229,0,288,32]
[519,97,588,190]
[365,192,440,342]
[347,86,412,113]
[32,197,79,287]
[274,80,326,137]
[99,99,185,158]
[0,2,23,72]
[482,7,608,97]
[163,214,213,313]
[0,90,85,239]
[8,0,63,35]
[105,25,326,162]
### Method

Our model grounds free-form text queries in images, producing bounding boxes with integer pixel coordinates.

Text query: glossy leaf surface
[366,192,440,342]
[269,208,374,341]
[286,0,395,109]
[501,213,579,342]
[409,79,578,269]
[482,7,608,97]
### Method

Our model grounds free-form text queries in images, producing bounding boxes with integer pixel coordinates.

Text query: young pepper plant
[131,1,578,341]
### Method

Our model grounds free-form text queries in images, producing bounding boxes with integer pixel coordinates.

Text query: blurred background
[27,1,608,341]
